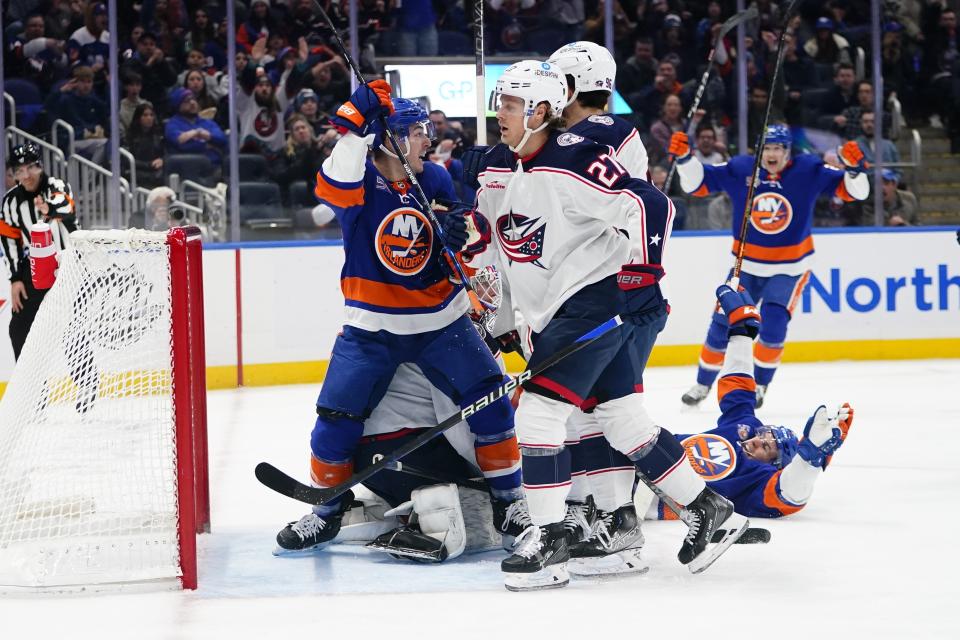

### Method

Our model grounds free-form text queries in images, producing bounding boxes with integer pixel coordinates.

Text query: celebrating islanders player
[641,281,855,520]
[273,81,525,554]
[670,124,870,408]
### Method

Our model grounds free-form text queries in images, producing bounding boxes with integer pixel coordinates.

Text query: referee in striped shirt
[1,142,77,360]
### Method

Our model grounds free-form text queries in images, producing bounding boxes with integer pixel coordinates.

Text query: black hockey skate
[568,504,649,577]
[501,522,570,592]
[367,525,448,563]
[274,491,353,555]
[492,497,531,550]
[681,383,711,407]
[562,496,597,544]
[678,487,749,574]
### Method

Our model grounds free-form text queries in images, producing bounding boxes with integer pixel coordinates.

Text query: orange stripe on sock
[754,342,784,366]
[699,344,725,367]
[762,470,804,515]
[476,435,521,473]
[787,271,810,315]
[310,456,354,487]
[718,374,756,401]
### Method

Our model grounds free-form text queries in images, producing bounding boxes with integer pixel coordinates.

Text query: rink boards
[0,227,958,392]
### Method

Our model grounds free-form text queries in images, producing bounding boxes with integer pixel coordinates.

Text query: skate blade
[365,540,445,563]
[271,541,333,557]
[569,548,650,578]
[688,514,749,575]
[503,564,570,592]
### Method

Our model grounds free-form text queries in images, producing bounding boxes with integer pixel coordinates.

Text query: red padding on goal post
[168,226,210,590]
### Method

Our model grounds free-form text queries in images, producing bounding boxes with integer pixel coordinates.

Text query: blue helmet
[754,425,799,468]
[371,97,435,154]
[764,123,792,149]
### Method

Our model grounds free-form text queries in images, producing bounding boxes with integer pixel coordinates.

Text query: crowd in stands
[4,0,958,234]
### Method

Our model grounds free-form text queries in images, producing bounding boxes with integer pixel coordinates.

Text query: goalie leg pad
[412,483,467,560]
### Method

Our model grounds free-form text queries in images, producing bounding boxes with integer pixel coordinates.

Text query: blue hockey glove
[716,283,761,339]
[332,79,393,137]
[439,208,469,253]
[461,145,491,190]
[797,405,845,470]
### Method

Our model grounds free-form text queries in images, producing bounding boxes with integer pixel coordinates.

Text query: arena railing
[51,119,75,158]
[3,93,15,130]
[5,126,68,182]
[68,153,132,229]
[169,175,228,243]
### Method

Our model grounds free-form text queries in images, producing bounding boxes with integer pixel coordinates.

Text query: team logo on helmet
[496,212,546,268]
[557,133,584,146]
[750,192,793,234]
[587,114,614,126]
[375,207,434,276]
[681,433,737,481]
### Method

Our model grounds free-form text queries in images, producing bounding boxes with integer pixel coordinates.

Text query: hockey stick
[256,316,625,506]
[311,0,491,317]
[473,0,487,146]
[733,0,804,282]
[664,6,758,193]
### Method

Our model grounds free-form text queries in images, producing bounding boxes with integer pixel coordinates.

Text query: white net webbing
[0,230,182,589]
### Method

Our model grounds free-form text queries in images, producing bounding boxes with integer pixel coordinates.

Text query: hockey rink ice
[1,358,956,639]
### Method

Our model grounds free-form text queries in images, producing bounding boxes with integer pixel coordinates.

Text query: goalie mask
[370,98,436,159]
[547,41,616,107]
[490,60,567,153]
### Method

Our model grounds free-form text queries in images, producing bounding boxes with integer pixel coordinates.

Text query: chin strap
[508,116,550,154]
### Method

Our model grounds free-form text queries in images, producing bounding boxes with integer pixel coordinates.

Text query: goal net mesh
[0,229,182,589]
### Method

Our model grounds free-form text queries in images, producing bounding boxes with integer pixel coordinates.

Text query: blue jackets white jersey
[314,133,467,334]
[567,113,649,180]
[473,131,674,333]
[682,153,854,277]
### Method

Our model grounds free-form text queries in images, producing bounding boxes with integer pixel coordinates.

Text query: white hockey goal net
[0,227,209,591]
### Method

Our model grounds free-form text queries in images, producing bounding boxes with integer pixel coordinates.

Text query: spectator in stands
[293,88,335,138]
[649,94,689,165]
[583,0,636,50]
[177,49,221,98]
[920,5,959,146]
[184,7,216,58]
[540,0,586,45]
[803,17,852,66]
[295,44,349,114]
[290,0,346,45]
[835,81,893,140]
[695,1,724,57]
[655,13,695,80]
[782,32,817,123]
[184,70,219,117]
[146,0,189,55]
[635,59,682,129]
[429,110,466,157]
[45,65,109,165]
[164,87,227,169]
[238,56,286,163]
[487,0,537,53]
[694,123,728,165]
[124,103,166,189]
[879,22,914,113]
[820,62,857,118]
[7,11,68,92]
[278,113,332,189]
[238,0,279,53]
[396,0,440,56]
[119,71,149,133]
[66,2,109,75]
[120,23,144,60]
[848,169,918,227]
[121,30,177,116]
[142,186,182,231]
[854,110,901,180]
[45,0,86,41]
[617,37,658,113]
[729,85,772,152]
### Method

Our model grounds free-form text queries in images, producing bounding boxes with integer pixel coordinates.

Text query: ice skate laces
[291,513,326,540]
[591,511,615,549]
[501,499,532,532]
[563,502,593,539]
[512,525,545,559]
[682,508,701,545]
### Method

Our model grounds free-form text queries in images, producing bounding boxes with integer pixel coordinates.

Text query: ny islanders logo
[375,207,433,275]
[254,108,279,137]
[750,192,792,234]
[681,433,737,481]
[496,212,546,268]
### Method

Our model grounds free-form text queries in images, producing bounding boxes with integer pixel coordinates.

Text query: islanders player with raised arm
[670,124,870,408]
[641,281,855,520]
[460,60,748,591]
[272,81,525,554]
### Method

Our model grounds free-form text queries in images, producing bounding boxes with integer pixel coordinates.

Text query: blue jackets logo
[375,207,434,276]
[681,433,737,481]
[750,193,792,234]
[496,212,546,268]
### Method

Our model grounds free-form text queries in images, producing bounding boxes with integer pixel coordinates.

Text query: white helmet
[547,41,616,107]
[491,59,568,153]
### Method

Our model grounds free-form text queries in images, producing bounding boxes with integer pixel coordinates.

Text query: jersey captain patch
[375,207,434,276]
[750,192,793,234]
[681,433,737,481]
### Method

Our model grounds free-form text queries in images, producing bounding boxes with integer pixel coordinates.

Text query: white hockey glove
[797,403,854,470]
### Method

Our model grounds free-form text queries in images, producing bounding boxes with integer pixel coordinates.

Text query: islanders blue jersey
[315,149,467,335]
[568,113,649,180]
[675,372,804,518]
[692,153,848,276]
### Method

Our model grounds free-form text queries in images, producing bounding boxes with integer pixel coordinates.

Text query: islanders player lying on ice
[640,283,855,520]
[273,81,526,553]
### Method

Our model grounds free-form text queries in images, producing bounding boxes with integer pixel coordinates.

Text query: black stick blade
[255,462,337,506]
[713,526,772,544]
